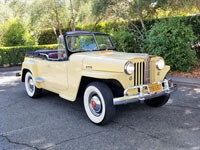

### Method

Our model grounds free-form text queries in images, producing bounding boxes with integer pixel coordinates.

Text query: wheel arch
[77,76,124,98]
[22,68,31,82]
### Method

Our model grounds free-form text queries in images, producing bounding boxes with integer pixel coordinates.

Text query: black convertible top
[66,31,109,36]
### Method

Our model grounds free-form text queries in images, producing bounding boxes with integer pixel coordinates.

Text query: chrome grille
[133,61,145,86]
[133,57,151,86]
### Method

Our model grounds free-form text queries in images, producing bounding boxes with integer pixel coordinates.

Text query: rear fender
[21,58,40,87]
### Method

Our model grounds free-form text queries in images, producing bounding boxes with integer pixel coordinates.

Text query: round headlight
[156,58,165,70]
[125,62,135,75]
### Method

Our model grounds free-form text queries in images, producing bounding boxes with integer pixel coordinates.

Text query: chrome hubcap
[89,95,102,116]
[28,77,34,92]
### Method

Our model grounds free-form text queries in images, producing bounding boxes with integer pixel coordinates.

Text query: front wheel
[144,94,170,107]
[84,82,116,125]
[25,72,42,98]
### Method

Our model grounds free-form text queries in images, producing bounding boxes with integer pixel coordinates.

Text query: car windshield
[66,34,115,52]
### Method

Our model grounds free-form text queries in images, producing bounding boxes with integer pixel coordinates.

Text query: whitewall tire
[25,72,42,98]
[84,82,115,125]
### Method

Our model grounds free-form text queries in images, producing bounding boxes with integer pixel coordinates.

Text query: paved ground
[0,70,200,150]
[168,76,200,88]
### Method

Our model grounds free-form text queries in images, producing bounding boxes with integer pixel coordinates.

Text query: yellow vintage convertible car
[20,31,176,124]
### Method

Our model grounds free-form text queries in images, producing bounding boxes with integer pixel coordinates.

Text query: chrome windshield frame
[65,34,115,53]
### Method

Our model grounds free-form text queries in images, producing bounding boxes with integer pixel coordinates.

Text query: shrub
[2,22,26,46]
[0,44,58,66]
[38,29,58,45]
[111,27,140,53]
[143,19,197,72]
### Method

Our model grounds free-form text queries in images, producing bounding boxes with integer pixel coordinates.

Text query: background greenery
[0,44,58,66]
[143,19,197,72]
[36,15,200,72]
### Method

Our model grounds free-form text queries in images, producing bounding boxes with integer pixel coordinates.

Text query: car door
[36,36,68,92]
[36,60,68,91]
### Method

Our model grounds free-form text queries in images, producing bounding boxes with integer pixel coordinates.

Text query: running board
[35,77,45,83]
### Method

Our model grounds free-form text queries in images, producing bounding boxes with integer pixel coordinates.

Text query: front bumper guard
[113,79,177,105]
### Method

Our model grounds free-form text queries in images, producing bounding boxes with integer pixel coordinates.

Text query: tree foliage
[112,27,140,53]
[2,21,26,46]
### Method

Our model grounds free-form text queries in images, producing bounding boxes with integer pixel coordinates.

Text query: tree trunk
[53,0,62,35]
[58,28,62,35]
[94,17,103,28]
[70,0,76,31]
[53,27,57,38]
[133,0,146,31]
[138,11,146,31]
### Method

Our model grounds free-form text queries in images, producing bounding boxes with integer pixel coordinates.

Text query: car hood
[71,50,149,73]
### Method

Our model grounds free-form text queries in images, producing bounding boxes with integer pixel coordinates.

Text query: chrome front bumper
[113,79,176,105]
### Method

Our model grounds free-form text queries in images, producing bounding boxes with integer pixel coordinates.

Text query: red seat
[48,52,58,59]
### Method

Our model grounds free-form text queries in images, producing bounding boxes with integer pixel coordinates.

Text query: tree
[156,0,200,16]
[69,0,75,31]
[91,0,160,30]
[29,0,70,37]
[0,1,14,23]
[68,0,89,31]
[181,0,200,14]
[91,0,129,25]
[2,21,26,46]
[130,0,147,30]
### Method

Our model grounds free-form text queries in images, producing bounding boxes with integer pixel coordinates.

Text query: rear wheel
[25,72,42,98]
[84,82,116,125]
[144,94,170,107]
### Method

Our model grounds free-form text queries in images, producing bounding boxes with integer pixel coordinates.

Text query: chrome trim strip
[40,53,49,60]
[39,53,61,61]
[35,77,45,83]
[26,60,35,64]
[113,79,176,105]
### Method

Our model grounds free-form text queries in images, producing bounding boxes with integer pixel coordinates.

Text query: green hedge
[0,44,58,66]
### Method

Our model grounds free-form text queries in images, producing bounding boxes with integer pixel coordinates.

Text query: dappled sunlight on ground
[185,108,193,115]
[0,71,20,88]
[0,89,6,93]
[193,147,200,150]
[194,88,200,93]
[176,86,200,100]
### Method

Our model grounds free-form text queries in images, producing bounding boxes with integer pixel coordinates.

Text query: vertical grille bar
[143,62,145,84]
[134,63,136,86]
[144,57,151,84]
[135,63,138,85]
[138,63,140,85]
[140,62,143,85]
